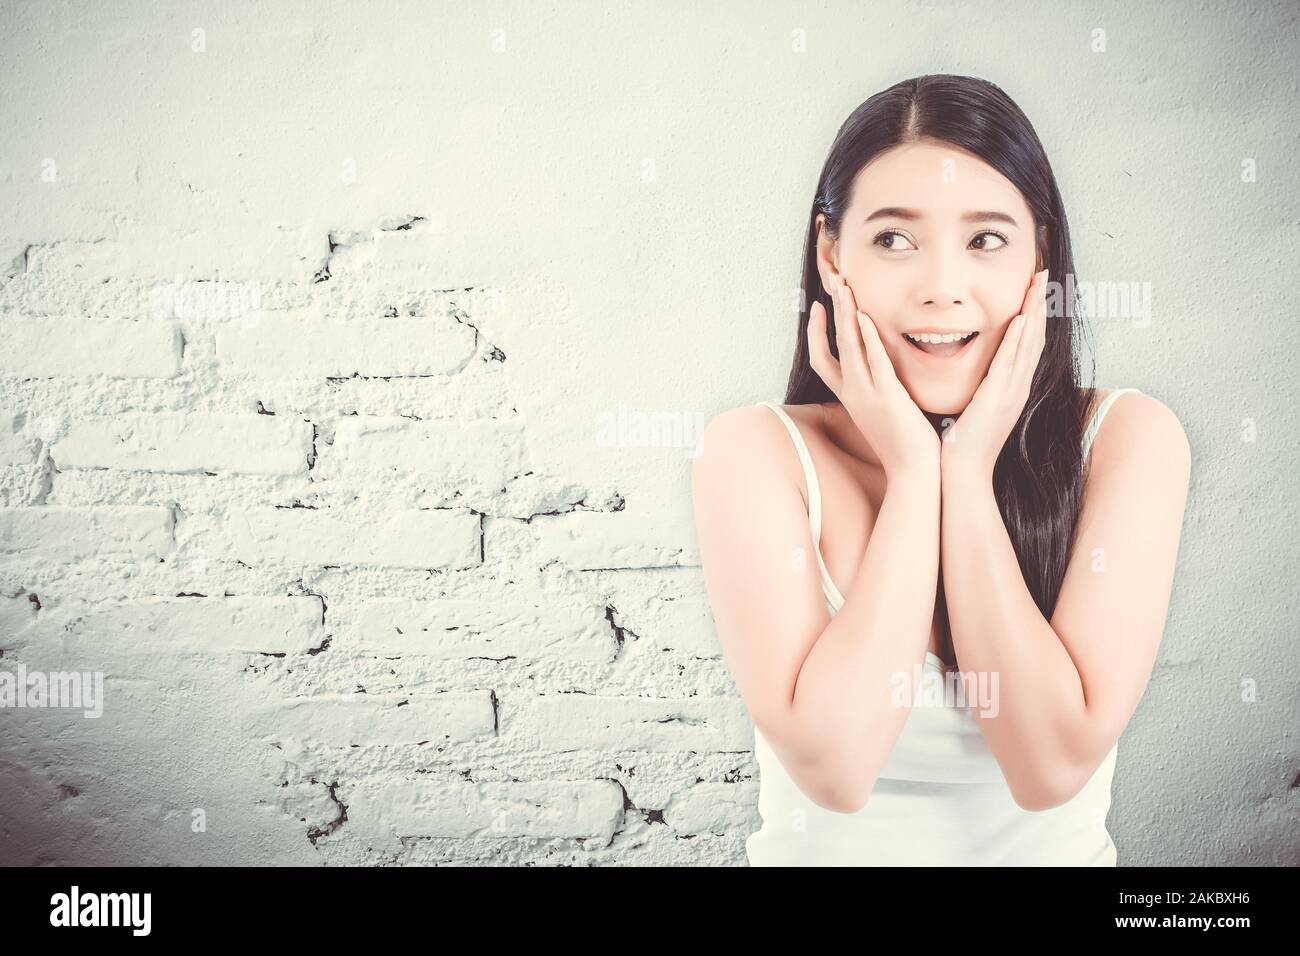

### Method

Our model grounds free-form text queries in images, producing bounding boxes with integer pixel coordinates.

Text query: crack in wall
[305,779,349,845]
[603,605,637,654]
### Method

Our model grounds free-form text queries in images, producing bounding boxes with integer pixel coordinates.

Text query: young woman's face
[816,139,1041,417]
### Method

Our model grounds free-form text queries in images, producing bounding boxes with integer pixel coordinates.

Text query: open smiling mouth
[902,331,979,359]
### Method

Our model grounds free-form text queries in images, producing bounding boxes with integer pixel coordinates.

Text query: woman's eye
[970,230,1009,251]
[873,230,1009,252]
[873,230,916,251]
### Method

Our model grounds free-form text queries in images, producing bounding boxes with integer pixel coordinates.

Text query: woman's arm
[939,393,1192,811]
[691,405,940,813]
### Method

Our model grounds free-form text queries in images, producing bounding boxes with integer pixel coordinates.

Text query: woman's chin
[908,386,971,418]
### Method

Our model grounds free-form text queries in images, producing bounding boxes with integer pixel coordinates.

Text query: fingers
[1011,265,1041,320]
[832,277,872,386]
[807,299,843,395]
[990,269,1046,386]
[1012,268,1049,388]
[856,304,897,386]
[990,312,1025,380]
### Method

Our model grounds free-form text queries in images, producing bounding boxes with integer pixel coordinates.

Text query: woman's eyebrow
[864,207,1020,228]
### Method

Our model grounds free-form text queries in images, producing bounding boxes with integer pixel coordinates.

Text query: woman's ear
[818,263,837,294]
[814,215,839,292]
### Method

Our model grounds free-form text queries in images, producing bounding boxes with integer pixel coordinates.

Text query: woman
[690,74,1191,866]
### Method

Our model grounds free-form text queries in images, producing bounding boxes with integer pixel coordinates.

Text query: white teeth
[905,331,977,345]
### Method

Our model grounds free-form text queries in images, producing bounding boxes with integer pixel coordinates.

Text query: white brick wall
[52,413,313,475]
[0,230,740,867]
[1,317,182,378]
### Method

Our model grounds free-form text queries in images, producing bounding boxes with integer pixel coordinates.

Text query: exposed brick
[510,693,753,753]
[0,317,181,378]
[535,510,699,570]
[664,782,759,835]
[4,597,325,656]
[348,778,624,840]
[324,416,526,491]
[0,506,173,561]
[206,506,480,570]
[618,596,720,658]
[245,690,496,746]
[23,234,318,285]
[51,414,313,475]
[215,313,476,377]
[353,596,612,660]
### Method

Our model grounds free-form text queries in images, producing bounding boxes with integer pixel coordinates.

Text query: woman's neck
[819,401,950,469]
[817,402,884,468]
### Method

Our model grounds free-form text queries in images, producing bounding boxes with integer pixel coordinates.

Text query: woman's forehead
[848,142,1029,218]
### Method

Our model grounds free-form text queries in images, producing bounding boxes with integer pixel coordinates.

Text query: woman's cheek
[994,273,1036,323]
[861,305,901,353]
[845,278,897,328]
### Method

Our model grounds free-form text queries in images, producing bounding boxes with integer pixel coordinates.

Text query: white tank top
[746,388,1142,866]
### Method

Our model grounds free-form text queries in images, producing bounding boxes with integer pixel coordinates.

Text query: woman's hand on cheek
[808,275,941,479]
[940,268,1049,482]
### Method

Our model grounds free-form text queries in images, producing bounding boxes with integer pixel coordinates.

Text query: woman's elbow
[826,787,872,815]
[807,764,877,814]
[1009,765,1086,813]
[752,712,879,814]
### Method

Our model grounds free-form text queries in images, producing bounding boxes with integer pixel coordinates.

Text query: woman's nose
[918,249,968,307]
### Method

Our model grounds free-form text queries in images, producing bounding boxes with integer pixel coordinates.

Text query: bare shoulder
[695,403,794,468]
[1087,389,1191,484]
[695,403,779,458]
[692,403,810,501]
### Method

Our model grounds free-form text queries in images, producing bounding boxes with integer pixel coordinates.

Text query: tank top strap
[755,401,823,545]
[1082,388,1142,460]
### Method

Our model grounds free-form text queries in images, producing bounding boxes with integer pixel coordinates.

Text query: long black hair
[784,74,1097,663]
